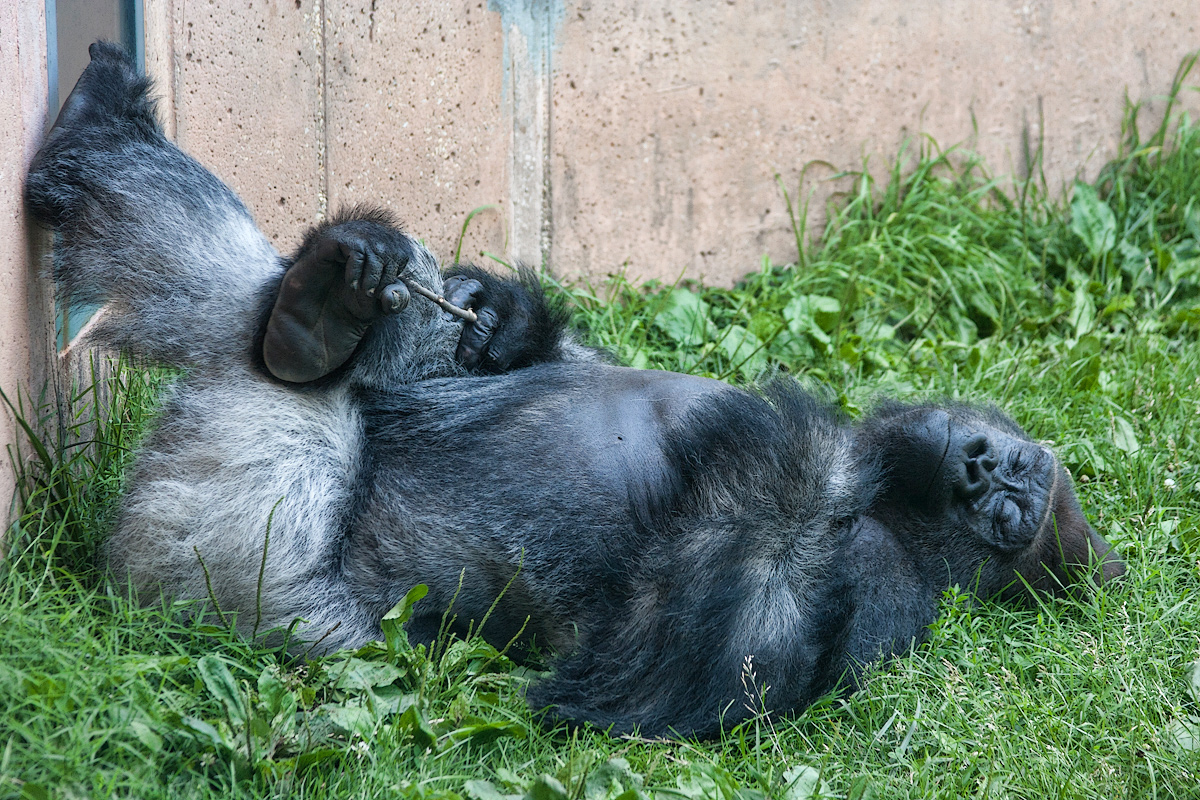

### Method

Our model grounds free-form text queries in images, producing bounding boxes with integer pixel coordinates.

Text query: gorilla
[24,43,1124,739]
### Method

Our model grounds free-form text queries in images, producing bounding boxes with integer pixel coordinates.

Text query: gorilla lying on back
[25,43,1125,739]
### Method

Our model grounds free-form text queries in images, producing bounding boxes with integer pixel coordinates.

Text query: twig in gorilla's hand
[402,277,479,323]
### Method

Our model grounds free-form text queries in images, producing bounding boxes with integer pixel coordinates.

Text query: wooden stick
[402,278,479,323]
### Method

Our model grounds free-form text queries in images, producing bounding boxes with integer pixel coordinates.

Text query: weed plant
[2,66,1199,799]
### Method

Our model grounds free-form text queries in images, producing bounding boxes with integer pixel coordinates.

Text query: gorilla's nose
[954,432,997,500]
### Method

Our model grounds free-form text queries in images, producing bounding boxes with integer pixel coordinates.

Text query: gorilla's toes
[48,42,157,144]
[26,42,162,228]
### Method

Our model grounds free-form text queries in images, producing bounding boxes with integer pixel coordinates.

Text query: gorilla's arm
[263,217,602,384]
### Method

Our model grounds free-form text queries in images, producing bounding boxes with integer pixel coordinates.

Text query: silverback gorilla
[25,44,1125,739]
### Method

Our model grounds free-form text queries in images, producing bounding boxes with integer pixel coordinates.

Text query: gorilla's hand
[263,218,416,383]
[442,269,562,373]
[442,275,500,370]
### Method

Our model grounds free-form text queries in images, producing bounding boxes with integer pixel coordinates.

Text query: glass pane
[47,0,143,350]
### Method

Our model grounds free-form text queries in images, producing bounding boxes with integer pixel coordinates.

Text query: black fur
[24,43,1125,740]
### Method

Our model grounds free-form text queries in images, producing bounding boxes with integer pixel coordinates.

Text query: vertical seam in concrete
[539,2,552,271]
[167,0,178,139]
[493,0,561,269]
[316,0,328,222]
[171,0,182,140]
[169,0,177,138]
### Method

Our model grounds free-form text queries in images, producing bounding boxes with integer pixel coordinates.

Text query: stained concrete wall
[146,0,1199,284]
[2,0,1199,520]
[149,0,512,263]
[551,1,1200,282]
[0,0,57,525]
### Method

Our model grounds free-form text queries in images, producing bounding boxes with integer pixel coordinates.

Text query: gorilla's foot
[26,41,159,229]
[53,43,148,134]
[263,213,418,383]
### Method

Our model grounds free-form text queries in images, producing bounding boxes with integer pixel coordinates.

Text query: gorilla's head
[861,403,1125,600]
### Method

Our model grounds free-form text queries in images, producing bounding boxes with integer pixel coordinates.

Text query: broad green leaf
[197,655,247,725]
[524,775,570,800]
[257,668,289,715]
[674,763,764,800]
[1187,660,1200,705]
[654,288,716,346]
[783,295,841,345]
[295,747,342,770]
[1167,716,1200,752]
[1118,239,1147,278]
[582,758,645,800]
[330,657,406,691]
[856,318,895,342]
[465,780,520,800]
[781,765,832,800]
[1070,181,1117,259]
[383,583,428,626]
[321,703,376,738]
[1070,284,1096,337]
[382,583,428,657]
[718,325,765,373]
[1112,416,1140,455]
[128,719,163,753]
[179,715,228,749]
[443,716,526,746]
[397,704,437,750]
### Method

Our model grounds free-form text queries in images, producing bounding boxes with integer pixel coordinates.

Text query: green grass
[4,65,1200,799]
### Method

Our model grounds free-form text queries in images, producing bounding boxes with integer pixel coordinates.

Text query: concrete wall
[149,0,1199,284]
[0,0,57,524]
[1,0,1198,520]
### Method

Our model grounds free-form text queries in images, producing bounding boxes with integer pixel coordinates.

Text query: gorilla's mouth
[988,447,1058,549]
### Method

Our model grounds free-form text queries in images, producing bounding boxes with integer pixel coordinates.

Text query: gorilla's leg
[22,44,418,648]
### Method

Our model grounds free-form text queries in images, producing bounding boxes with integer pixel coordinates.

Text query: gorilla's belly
[561,366,731,497]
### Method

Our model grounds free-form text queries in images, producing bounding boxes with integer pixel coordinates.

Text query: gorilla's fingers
[444,277,483,315]
[379,252,405,294]
[343,246,365,291]
[456,307,498,369]
[360,249,384,297]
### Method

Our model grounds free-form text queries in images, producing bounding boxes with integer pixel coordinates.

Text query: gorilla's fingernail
[350,280,359,291]
[365,287,375,296]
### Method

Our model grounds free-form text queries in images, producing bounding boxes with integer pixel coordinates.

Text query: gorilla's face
[872,407,1125,599]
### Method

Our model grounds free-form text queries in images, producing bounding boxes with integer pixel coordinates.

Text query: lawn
[2,63,1199,799]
